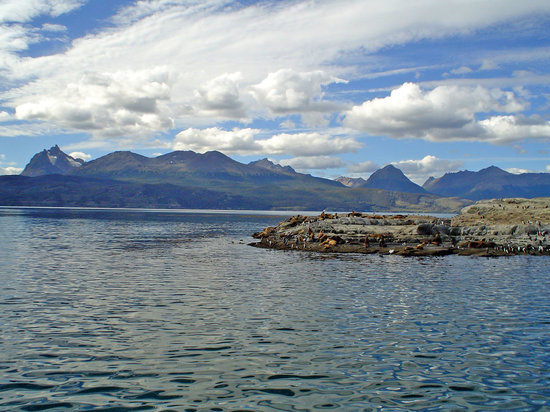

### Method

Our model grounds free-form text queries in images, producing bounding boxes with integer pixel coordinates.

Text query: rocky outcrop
[250,198,550,257]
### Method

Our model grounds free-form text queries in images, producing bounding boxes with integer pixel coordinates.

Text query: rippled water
[1,207,549,411]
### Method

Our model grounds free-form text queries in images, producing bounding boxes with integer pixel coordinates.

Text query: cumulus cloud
[391,155,463,184]
[0,165,22,174]
[68,151,91,161]
[251,69,346,114]
[347,160,379,174]
[477,115,550,144]
[194,72,246,119]
[0,166,22,175]
[505,167,532,174]
[2,0,550,143]
[172,127,259,155]
[279,156,346,171]
[343,82,544,144]
[0,153,22,175]
[15,67,175,138]
[546,165,550,172]
[259,132,362,156]
[172,127,362,156]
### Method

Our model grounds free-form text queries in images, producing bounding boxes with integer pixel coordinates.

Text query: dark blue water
[1,207,549,411]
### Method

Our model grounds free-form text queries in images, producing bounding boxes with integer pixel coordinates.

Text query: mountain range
[1,145,467,212]
[337,165,427,194]
[422,166,550,200]
[2,145,549,211]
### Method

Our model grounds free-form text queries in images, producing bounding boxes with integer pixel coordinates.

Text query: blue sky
[1,0,550,184]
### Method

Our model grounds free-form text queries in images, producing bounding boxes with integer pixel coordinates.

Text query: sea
[0,207,549,411]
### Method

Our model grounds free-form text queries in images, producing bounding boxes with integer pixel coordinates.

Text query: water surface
[0,208,549,410]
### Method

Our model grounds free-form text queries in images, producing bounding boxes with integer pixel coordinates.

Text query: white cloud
[480,59,499,71]
[0,111,11,121]
[391,155,463,184]
[476,115,550,144]
[0,122,59,137]
[1,0,550,143]
[450,66,473,75]
[0,1,82,67]
[62,139,113,151]
[0,0,85,23]
[343,82,542,144]
[41,23,67,32]
[279,119,296,129]
[259,132,362,156]
[68,151,91,161]
[505,167,532,174]
[172,127,362,156]
[0,153,22,175]
[0,166,22,175]
[546,165,550,172]
[0,24,36,54]
[251,68,346,114]
[347,160,379,174]
[172,127,259,155]
[15,67,175,138]
[194,72,246,119]
[279,156,346,171]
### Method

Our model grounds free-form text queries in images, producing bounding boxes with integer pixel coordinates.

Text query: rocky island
[251,198,550,256]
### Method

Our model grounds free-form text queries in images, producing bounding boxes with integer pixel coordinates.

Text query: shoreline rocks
[250,198,550,257]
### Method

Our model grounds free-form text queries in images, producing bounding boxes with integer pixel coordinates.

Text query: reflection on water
[0,208,549,410]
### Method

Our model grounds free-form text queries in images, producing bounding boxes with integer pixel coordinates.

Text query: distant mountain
[21,145,84,177]
[152,150,254,175]
[248,158,296,175]
[335,176,368,188]
[10,146,469,212]
[423,176,435,187]
[423,166,550,200]
[362,165,427,194]
[0,174,234,209]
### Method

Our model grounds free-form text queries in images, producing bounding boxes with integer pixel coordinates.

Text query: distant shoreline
[0,205,456,218]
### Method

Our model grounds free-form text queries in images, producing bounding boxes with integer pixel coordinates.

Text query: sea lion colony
[251,198,550,257]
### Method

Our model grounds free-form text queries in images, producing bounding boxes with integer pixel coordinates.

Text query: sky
[1,0,550,184]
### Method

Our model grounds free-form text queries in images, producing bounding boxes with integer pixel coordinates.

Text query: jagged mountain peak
[334,176,367,188]
[21,145,84,177]
[249,158,296,174]
[423,176,435,187]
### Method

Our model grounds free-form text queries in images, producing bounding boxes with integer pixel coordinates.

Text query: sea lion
[432,232,442,246]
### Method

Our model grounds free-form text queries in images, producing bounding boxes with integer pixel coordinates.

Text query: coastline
[250,198,550,257]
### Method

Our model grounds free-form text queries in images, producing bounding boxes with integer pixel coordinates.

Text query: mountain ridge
[423,166,550,200]
[5,145,468,212]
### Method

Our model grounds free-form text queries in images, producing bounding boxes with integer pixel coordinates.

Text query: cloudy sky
[1,0,550,183]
